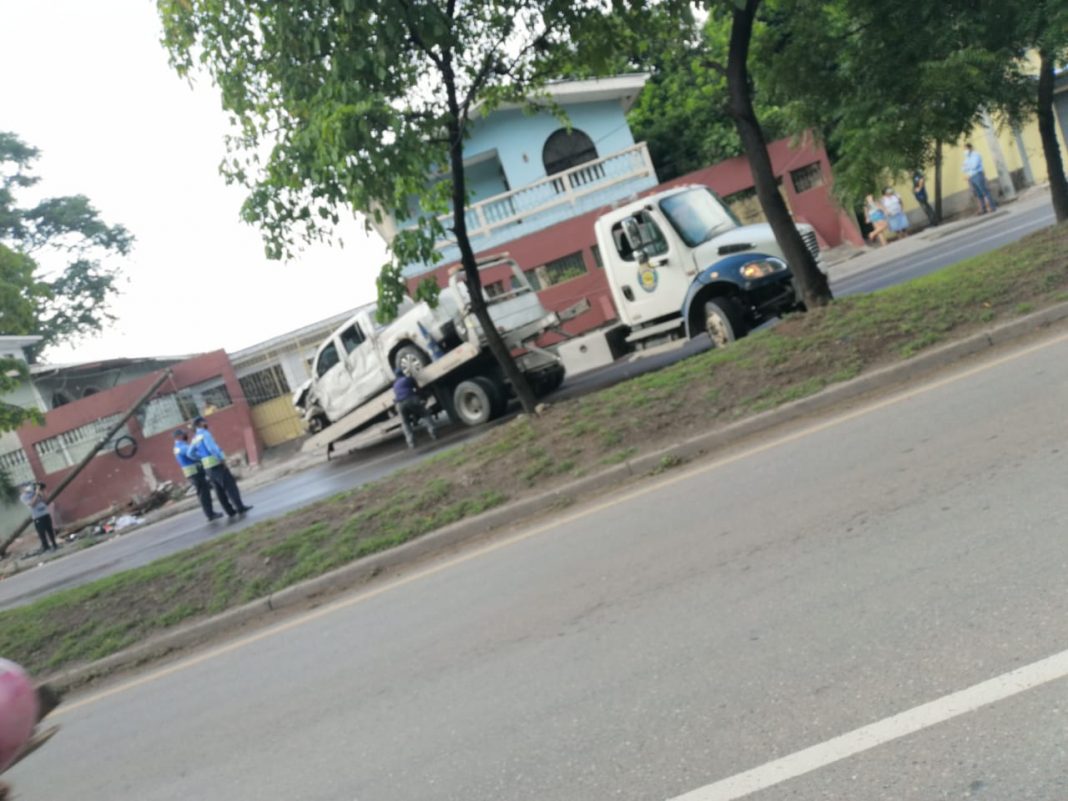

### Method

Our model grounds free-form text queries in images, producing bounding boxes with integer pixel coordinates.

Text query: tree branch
[396,0,444,70]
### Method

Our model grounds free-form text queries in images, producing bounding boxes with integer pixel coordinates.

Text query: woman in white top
[882,188,909,236]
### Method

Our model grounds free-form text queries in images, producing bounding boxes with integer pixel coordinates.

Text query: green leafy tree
[702,0,831,307]
[1,133,132,355]
[626,12,788,180]
[1020,2,1068,222]
[760,0,1034,215]
[159,0,607,415]
[0,132,131,432]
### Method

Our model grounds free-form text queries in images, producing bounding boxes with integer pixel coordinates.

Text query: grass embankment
[3,223,1066,676]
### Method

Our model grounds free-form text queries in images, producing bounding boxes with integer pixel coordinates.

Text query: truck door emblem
[638,266,658,293]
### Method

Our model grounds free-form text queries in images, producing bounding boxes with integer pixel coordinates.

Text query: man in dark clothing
[912,171,938,226]
[20,482,57,552]
[393,370,437,449]
[173,429,225,521]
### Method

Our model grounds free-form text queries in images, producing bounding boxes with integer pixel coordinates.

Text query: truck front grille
[802,230,821,262]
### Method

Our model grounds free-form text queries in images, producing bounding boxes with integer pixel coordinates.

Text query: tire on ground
[452,379,495,426]
[703,296,748,348]
[473,375,507,417]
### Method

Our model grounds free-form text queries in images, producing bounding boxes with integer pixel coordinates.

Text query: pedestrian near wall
[912,170,938,226]
[863,194,889,246]
[962,143,998,215]
[882,187,910,237]
[173,429,226,521]
[189,417,252,517]
[19,482,57,553]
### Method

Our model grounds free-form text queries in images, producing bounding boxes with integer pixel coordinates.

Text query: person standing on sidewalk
[19,482,57,553]
[882,187,910,238]
[189,417,252,517]
[912,170,938,226]
[173,429,225,521]
[962,143,997,214]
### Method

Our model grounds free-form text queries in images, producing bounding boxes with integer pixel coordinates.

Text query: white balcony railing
[434,142,656,251]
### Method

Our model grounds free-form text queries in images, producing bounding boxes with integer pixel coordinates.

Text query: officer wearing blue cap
[188,417,252,516]
[174,428,225,521]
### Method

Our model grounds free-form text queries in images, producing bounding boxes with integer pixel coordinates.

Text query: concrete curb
[47,301,1068,692]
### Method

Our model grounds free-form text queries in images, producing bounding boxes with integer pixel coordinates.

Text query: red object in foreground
[0,659,37,774]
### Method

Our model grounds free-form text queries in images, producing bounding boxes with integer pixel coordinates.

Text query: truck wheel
[308,413,329,434]
[532,365,565,398]
[452,379,495,426]
[704,297,747,348]
[473,376,507,417]
[393,344,429,376]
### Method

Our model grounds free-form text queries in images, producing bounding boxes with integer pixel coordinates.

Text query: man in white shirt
[962,143,997,214]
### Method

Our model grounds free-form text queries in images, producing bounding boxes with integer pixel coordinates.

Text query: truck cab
[593,185,820,348]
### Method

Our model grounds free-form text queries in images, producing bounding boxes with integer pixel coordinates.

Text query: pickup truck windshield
[660,188,738,247]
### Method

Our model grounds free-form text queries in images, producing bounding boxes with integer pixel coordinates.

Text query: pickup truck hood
[692,222,814,268]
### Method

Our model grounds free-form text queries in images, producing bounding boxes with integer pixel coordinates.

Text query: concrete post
[981,109,1016,200]
[1012,125,1036,187]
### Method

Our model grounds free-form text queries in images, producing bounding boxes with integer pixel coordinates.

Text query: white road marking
[667,646,1068,800]
[58,329,1068,717]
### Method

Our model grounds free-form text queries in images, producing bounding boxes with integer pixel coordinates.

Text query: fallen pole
[0,369,173,559]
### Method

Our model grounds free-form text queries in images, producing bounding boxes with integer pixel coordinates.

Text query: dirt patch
[2,222,1066,677]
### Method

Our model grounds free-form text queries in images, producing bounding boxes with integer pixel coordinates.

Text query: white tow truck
[557,184,822,372]
[295,257,579,456]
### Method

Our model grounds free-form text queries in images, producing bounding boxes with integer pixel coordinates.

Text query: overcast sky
[1,0,387,364]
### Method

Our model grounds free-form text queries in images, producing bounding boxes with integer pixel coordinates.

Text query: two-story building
[371,74,862,339]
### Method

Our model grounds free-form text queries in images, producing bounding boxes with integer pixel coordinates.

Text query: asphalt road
[14,320,1068,800]
[0,199,1056,610]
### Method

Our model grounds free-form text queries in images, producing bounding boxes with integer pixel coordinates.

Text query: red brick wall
[410,135,862,340]
[15,350,261,525]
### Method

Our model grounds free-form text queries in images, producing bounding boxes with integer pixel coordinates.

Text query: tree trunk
[441,64,538,415]
[934,139,943,224]
[725,0,831,308]
[1038,50,1068,224]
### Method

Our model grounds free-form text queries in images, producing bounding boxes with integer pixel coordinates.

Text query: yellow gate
[249,396,305,447]
[239,365,305,447]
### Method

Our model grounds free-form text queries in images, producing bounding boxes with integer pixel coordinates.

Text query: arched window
[542,128,598,176]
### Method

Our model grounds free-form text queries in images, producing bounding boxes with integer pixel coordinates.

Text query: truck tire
[532,364,565,398]
[703,297,747,348]
[452,379,495,426]
[308,413,329,434]
[393,344,429,376]
[473,376,507,417]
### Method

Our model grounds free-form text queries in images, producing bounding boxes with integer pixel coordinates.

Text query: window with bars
[134,376,235,437]
[0,447,34,487]
[790,162,825,193]
[524,252,588,291]
[34,414,131,474]
[239,365,291,406]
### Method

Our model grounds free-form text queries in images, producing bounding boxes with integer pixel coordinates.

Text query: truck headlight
[741,258,787,280]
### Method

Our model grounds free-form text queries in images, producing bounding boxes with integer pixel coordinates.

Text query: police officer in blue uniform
[173,429,225,521]
[189,417,252,516]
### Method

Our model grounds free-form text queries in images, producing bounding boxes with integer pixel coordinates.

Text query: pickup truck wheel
[308,413,329,434]
[704,297,747,348]
[393,344,430,377]
[452,379,494,426]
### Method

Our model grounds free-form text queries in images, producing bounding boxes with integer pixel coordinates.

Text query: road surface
[0,199,1056,609]
[13,316,1068,800]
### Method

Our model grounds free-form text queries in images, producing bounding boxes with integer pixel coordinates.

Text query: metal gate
[239,365,305,447]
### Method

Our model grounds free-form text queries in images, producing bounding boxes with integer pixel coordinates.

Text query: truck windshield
[659,188,738,247]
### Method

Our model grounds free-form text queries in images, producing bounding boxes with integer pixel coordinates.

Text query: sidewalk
[822,184,1053,283]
